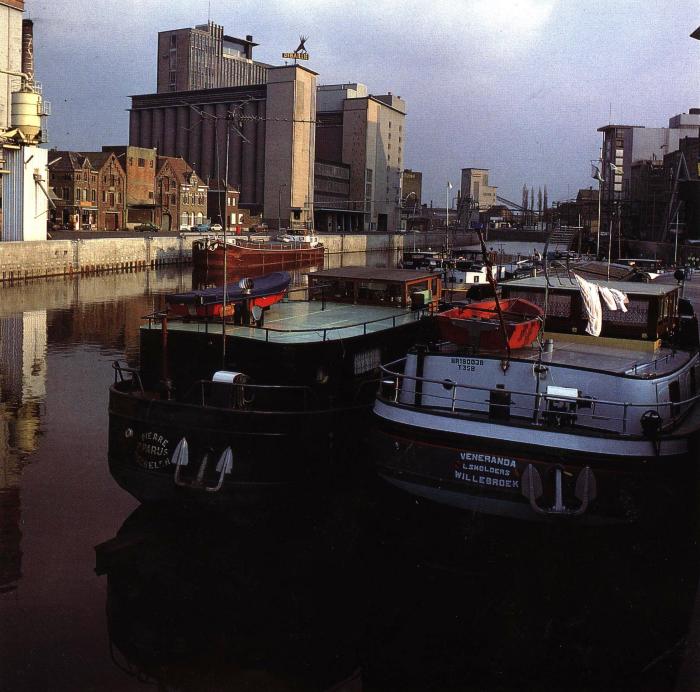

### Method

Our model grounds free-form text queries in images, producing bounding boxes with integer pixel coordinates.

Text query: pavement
[47,229,183,240]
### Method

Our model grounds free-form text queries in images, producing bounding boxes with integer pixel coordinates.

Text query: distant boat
[193,235,324,273]
[166,271,291,319]
[436,298,543,350]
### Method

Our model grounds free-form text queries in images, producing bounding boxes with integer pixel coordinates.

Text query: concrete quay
[0,231,477,285]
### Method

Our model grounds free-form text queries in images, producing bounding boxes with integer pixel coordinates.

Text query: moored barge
[193,235,325,273]
[373,276,700,522]
[109,267,442,510]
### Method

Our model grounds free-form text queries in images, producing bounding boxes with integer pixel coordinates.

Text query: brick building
[156,155,208,230]
[86,151,126,230]
[206,178,254,232]
[102,145,157,227]
[48,151,98,229]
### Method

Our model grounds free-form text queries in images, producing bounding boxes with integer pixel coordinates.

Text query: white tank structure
[0,19,52,242]
[10,88,42,141]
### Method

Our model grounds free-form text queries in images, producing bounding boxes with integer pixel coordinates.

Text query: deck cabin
[307,267,442,311]
[501,276,679,342]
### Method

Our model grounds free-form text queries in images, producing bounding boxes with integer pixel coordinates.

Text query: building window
[171,193,176,204]
[148,191,154,199]
[118,192,122,203]
[138,158,145,167]
[102,191,106,202]
[150,160,154,168]
[129,157,133,166]
[91,189,96,202]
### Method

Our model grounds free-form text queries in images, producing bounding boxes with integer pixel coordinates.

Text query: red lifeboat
[437,298,543,350]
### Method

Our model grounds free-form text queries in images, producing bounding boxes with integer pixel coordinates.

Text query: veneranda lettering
[459,451,516,468]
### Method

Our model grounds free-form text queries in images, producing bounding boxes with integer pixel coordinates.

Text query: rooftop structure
[157,21,269,93]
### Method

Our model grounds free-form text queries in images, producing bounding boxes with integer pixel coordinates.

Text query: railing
[378,358,700,436]
[141,283,431,342]
[113,360,322,413]
[257,308,428,343]
[182,379,318,412]
[112,361,144,395]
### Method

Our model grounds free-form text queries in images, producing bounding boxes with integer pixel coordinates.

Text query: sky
[26,0,700,208]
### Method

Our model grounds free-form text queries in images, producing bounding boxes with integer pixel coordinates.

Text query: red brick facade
[48,151,98,230]
[156,156,208,231]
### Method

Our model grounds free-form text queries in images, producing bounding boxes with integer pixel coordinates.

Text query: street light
[446,181,453,254]
[277,184,287,233]
[591,160,604,257]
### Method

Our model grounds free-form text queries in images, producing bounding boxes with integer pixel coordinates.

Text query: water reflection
[96,487,700,692]
[97,503,364,691]
[0,311,46,593]
[0,258,697,691]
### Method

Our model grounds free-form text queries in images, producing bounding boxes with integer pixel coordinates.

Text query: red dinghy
[166,271,291,319]
[437,298,543,350]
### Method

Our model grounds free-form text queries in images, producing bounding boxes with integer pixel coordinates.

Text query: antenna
[208,0,211,22]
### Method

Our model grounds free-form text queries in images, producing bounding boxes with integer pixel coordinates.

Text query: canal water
[1,255,699,691]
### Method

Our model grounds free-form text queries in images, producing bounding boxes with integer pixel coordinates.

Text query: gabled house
[156,156,208,230]
[48,150,98,230]
[84,151,127,230]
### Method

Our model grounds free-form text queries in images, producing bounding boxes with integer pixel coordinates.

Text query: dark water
[1,256,699,691]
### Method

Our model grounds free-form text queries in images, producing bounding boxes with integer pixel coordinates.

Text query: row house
[48,151,99,230]
[48,150,126,230]
[156,156,208,230]
[206,178,258,233]
[85,151,127,230]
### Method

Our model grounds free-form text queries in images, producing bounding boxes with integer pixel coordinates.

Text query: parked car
[191,223,211,232]
[210,223,223,232]
[134,222,159,233]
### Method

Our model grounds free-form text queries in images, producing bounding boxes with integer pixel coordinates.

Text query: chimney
[21,19,34,88]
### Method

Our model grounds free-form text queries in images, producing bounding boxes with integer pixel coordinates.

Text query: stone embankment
[0,231,477,284]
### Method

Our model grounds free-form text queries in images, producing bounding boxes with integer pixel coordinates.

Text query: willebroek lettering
[454,470,520,489]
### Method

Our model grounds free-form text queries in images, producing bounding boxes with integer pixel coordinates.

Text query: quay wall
[0,231,479,284]
[0,236,191,283]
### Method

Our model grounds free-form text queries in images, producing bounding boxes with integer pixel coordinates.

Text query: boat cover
[167,271,291,306]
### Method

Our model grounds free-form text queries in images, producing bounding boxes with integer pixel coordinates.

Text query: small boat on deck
[108,267,442,511]
[436,298,542,350]
[193,235,325,273]
[166,272,291,319]
[373,276,700,523]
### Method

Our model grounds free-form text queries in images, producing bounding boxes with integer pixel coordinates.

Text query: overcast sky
[27,0,700,207]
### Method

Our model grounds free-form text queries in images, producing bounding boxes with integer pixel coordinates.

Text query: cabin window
[669,380,681,417]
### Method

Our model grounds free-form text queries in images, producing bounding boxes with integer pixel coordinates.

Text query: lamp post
[277,184,287,233]
[446,181,453,254]
[591,159,604,258]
